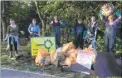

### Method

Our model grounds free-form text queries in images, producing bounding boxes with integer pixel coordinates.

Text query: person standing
[28,18,40,37]
[99,4,121,54]
[50,15,62,48]
[7,18,19,58]
[87,16,98,50]
[74,19,86,49]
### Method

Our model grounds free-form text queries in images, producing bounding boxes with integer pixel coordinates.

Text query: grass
[1,36,121,78]
[1,43,88,78]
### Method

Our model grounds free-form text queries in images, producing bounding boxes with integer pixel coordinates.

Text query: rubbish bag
[50,47,65,67]
[62,42,75,54]
[64,49,78,67]
[35,49,50,66]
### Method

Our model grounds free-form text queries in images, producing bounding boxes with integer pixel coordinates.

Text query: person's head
[91,16,96,22]
[32,18,36,25]
[54,15,58,20]
[77,19,82,24]
[10,18,15,25]
[108,14,115,22]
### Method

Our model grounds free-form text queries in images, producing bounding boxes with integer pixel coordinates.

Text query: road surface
[1,68,63,78]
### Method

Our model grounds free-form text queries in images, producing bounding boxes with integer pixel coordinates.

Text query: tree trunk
[1,18,6,41]
[34,1,45,36]
[1,1,6,41]
[40,18,45,36]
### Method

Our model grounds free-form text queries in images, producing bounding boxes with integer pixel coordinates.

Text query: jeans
[9,35,19,51]
[91,40,97,50]
[104,33,116,52]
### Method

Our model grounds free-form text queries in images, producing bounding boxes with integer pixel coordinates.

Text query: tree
[1,1,122,52]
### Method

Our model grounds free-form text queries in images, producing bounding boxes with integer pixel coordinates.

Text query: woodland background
[1,1,122,53]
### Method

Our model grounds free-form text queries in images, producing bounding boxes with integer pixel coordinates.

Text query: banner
[75,50,94,74]
[31,37,56,56]
[69,50,94,75]
[76,50,93,69]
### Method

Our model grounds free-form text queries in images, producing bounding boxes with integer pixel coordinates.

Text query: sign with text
[69,50,94,75]
[31,37,56,56]
[76,50,93,69]
[76,50,94,74]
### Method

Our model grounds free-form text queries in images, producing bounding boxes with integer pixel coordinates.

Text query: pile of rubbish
[35,42,97,70]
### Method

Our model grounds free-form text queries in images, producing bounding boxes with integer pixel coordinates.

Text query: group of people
[5,3,121,59]
[49,15,98,50]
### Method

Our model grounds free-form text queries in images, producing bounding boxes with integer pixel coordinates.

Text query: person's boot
[104,48,108,52]
[109,50,115,56]
[9,51,13,58]
[9,51,15,60]
[91,64,94,71]
[6,45,10,51]
[15,51,19,57]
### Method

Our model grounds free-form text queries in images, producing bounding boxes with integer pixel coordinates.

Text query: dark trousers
[52,26,60,47]
[74,33,84,49]
[30,34,39,37]
[55,32,60,47]
[104,33,116,52]
[9,37,17,52]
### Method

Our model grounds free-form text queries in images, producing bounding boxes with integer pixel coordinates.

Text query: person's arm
[94,22,98,39]
[113,10,121,27]
[101,15,108,23]
[99,10,108,23]
[88,22,90,27]
[4,26,10,41]
[74,24,76,33]
[59,20,63,24]
[114,15,121,25]
[83,25,87,39]
[4,34,8,41]
[50,21,54,28]
[7,25,9,34]
[73,25,77,37]
[50,21,53,25]
[16,25,19,35]
[87,22,93,36]
[38,25,40,36]
[28,24,32,34]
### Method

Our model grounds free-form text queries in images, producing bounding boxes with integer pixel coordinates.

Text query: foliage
[1,1,122,53]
